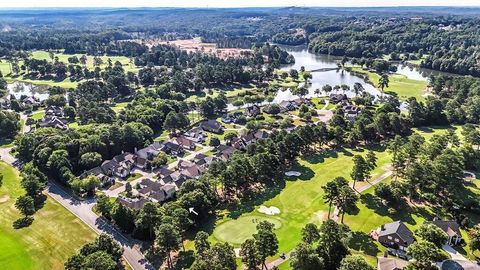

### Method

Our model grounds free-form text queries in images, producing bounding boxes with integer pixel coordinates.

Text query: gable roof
[377,257,408,270]
[378,221,415,245]
[430,220,462,238]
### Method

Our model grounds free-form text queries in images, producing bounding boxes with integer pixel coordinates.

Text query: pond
[277,45,380,100]
[7,81,49,101]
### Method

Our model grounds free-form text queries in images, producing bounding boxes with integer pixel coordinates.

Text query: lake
[7,82,49,101]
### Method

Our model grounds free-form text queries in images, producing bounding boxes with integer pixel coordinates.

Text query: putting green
[213,214,283,245]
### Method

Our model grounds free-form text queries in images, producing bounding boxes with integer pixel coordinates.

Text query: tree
[301,223,320,244]
[290,242,324,270]
[322,177,348,219]
[335,185,358,224]
[350,155,370,189]
[317,220,350,270]
[80,152,102,170]
[83,251,117,270]
[406,241,447,269]
[155,223,181,269]
[15,195,36,216]
[365,151,377,171]
[172,208,193,250]
[416,223,448,247]
[468,226,480,252]
[134,202,161,240]
[322,84,333,96]
[378,74,389,96]
[352,83,364,97]
[240,238,260,270]
[253,221,278,270]
[96,194,113,219]
[0,110,21,138]
[163,111,190,134]
[339,255,374,270]
[192,242,237,270]
[194,231,210,256]
[151,152,168,168]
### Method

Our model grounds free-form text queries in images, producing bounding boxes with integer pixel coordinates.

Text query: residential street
[0,147,154,270]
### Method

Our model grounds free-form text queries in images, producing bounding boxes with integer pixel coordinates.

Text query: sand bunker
[0,195,9,203]
[285,171,301,177]
[258,205,281,215]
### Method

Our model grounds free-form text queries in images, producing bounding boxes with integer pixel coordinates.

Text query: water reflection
[7,82,49,101]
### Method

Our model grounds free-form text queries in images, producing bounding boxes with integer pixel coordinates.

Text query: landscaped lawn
[351,67,428,101]
[0,162,96,270]
[209,145,392,256]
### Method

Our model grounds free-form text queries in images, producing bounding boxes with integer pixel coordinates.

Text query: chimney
[381,225,385,231]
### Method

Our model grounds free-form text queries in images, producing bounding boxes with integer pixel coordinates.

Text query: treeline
[308,19,480,76]
[16,123,153,194]
[135,43,292,89]
[408,75,480,126]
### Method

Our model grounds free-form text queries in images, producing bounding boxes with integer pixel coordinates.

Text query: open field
[351,66,428,101]
[210,145,392,255]
[0,162,96,270]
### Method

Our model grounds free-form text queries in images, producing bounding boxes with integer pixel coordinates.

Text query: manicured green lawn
[351,67,428,101]
[214,215,283,245]
[31,110,45,120]
[126,173,142,182]
[210,146,392,255]
[0,162,96,270]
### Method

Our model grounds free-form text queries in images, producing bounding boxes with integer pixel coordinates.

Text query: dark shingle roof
[378,221,415,245]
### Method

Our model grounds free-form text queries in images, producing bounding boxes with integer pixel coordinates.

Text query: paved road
[0,147,154,270]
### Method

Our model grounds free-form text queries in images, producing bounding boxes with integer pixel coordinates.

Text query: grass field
[0,162,96,270]
[351,67,428,101]
[210,145,392,255]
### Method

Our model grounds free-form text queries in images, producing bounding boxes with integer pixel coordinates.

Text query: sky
[1,0,479,8]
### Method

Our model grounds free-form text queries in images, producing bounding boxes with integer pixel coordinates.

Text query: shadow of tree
[349,231,380,256]
[174,250,195,270]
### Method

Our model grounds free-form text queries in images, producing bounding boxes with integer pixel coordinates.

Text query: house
[45,106,64,117]
[22,96,40,107]
[0,98,11,109]
[38,116,68,130]
[137,178,176,203]
[177,159,195,169]
[373,221,415,251]
[160,141,184,156]
[329,93,348,104]
[181,165,204,180]
[216,144,236,161]
[278,101,296,112]
[184,127,206,143]
[80,167,114,187]
[117,196,147,210]
[377,257,408,270]
[221,112,244,124]
[233,130,269,150]
[293,98,313,107]
[100,153,135,178]
[175,136,196,150]
[157,167,174,181]
[135,142,163,169]
[429,219,462,246]
[200,119,223,133]
[343,104,361,121]
[245,105,261,117]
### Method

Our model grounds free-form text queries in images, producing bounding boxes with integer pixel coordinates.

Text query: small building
[429,219,462,246]
[184,127,205,143]
[245,105,261,117]
[215,144,236,161]
[329,93,348,104]
[38,116,69,130]
[22,96,40,107]
[175,136,196,151]
[117,196,147,210]
[373,221,415,251]
[160,141,184,156]
[278,101,296,112]
[377,257,408,270]
[45,106,64,117]
[135,142,163,169]
[200,119,223,133]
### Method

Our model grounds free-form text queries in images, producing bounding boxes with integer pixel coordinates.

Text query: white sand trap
[258,205,281,215]
[285,171,301,177]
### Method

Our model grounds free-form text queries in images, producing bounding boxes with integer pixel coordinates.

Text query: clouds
[1,0,479,8]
